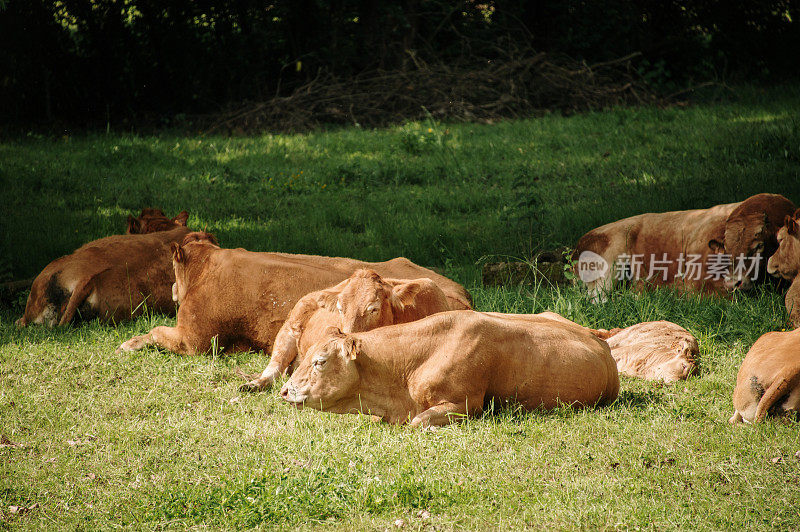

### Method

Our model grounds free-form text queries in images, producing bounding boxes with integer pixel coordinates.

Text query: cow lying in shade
[766,210,800,327]
[730,328,800,423]
[16,209,191,327]
[574,193,795,300]
[117,233,472,356]
[485,313,698,383]
[127,208,189,234]
[240,269,453,391]
[280,311,619,427]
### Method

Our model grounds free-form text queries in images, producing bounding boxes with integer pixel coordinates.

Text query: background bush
[1,0,797,128]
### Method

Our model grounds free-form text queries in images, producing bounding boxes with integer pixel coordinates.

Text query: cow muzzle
[280,382,307,406]
[723,275,752,291]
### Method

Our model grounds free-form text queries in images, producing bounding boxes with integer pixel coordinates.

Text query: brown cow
[766,210,800,327]
[240,269,453,391]
[127,208,189,234]
[117,233,472,356]
[16,210,192,327]
[280,311,619,427]
[730,328,800,423]
[574,193,795,300]
[595,321,698,382]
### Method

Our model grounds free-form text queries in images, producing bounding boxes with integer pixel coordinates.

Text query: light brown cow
[117,233,472,356]
[240,269,453,391]
[730,328,800,423]
[574,193,795,299]
[766,211,800,327]
[485,313,698,383]
[127,208,189,234]
[280,311,619,427]
[595,321,698,382]
[16,210,192,327]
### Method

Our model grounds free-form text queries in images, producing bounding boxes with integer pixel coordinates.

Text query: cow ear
[127,215,141,234]
[323,326,346,339]
[788,216,799,236]
[171,242,184,263]
[345,337,361,360]
[316,278,349,311]
[708,239,725,254]
[316,289,340,312]
[389,280,425,312]
[173,211,189,226]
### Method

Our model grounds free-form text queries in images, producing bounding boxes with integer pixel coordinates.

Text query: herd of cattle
[14,193,800,426]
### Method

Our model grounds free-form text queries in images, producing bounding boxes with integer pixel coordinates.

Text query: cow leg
[729,410,743,424]
[240,328,297,392]
[116,326,197,356]
[410,400,476,428]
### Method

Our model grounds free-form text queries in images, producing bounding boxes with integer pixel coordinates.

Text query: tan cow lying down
[488,313,698,383]
[117,233,472,356]
[280,311,619,427]
[730,328,800,423]
[767,210,800,327]
[241,269,453,391]
[16,210,191,327]
[574,193,795,299]
[595,321,698,382]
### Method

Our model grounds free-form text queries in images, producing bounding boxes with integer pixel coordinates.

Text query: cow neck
[350,330,438,417]
[181,246,217,287]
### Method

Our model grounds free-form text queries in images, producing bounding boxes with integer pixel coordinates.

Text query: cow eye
[313,358,327,369]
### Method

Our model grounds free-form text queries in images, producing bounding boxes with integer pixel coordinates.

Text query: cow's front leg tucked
[410,400,476,428]
[116,326,195,355]
[240,327,297,392]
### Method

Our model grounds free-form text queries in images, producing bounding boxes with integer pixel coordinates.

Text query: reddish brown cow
[240,269,453,391]
[730,328,800,423]
[766,210,800,327]
[117,233,472,356]
[17,210,192,327]
[574,193,795,300]
[126,208,189,234]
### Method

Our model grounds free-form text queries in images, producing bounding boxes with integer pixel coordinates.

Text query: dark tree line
[0,1,798,128]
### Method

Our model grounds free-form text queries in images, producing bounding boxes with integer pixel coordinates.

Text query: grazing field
[2,86,800,529]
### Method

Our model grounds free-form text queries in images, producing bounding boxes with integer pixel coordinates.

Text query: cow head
[127,208,190,234]
[767,211,800,280]
[649,342,698,383]
[316,269,431,333]
[707,193,796,290]
[170,231,220,303]
[280,327,362,411]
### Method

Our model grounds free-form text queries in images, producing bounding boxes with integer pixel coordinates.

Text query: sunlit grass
[2,85,800,528]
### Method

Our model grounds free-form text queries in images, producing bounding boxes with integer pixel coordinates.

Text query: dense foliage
[1,1,797,127]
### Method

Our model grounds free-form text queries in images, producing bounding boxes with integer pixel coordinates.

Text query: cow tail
[754,368,800,422]
[57,270,107,326]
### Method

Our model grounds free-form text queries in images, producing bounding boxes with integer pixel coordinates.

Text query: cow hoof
[116,337,144,353]
[239,380,265,393]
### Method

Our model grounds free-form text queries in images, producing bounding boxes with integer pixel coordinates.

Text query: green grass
[2,85,800,529]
